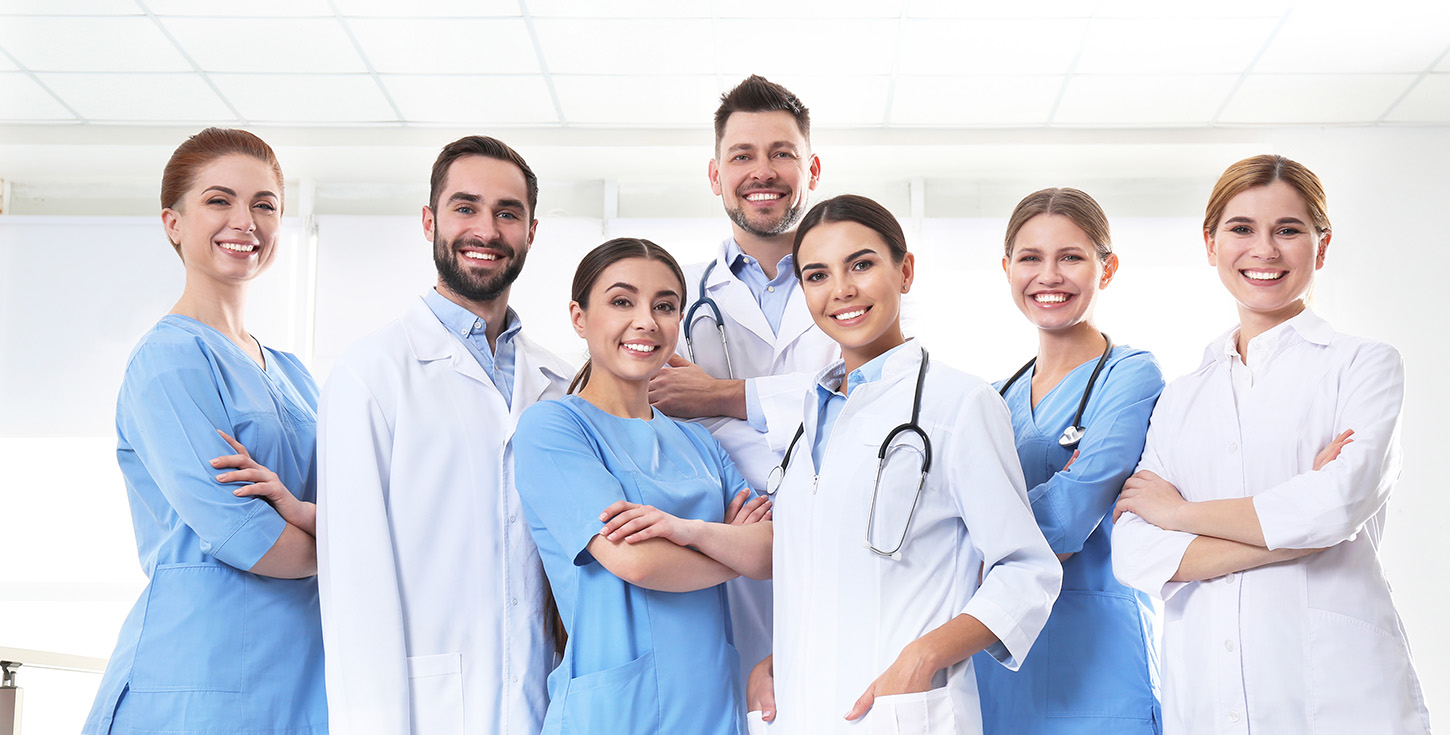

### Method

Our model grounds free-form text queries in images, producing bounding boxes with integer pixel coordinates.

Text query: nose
[631,304,658,332]
[1247,230,1279,259]
[1038,258,1063,284]
[832,273,857,300]
[229,204,256,233]
[470,213,500,242]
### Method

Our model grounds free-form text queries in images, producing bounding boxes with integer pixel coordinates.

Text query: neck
[437,282,512,350]
[840,332,908,394]
[1236,301,1305,357]
[732,227,795,280]
[577,371,652,420]
[1035,321,1106,376]
[171,276,249,343]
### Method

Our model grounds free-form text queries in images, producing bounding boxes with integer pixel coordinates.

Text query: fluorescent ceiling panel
[160,18,365,74]
[1218,74,1416,123]
[346,18,539,74]
[890,76,1061,125]
[212,74,396,123]
[714,0,905,18]
[1054,75,1238,125]
[0,72,76,120]
[141,0,334,16]
[714,19,897,78]
[1092,0,1289,18]
[896,19,1087,76]
[526,0,711,18]
[1382,75,1450,122]
[905,0,1089,20]
[381,75,558,124]
[0,0,143,15]
[778,75,892,127]
[552,75,718,125]
[332,0,518,17]
[1254,11,1450,74]
[1075,17,1274,75]
[534,18,713,75]
[38,72,234,122]
[0,16,191,72]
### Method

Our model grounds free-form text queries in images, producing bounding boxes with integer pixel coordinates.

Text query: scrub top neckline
[565,393,662,424]
[1016,347,1119,430]
[162,313,273,375]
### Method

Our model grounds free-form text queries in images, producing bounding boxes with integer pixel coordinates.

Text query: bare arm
[845,614,998,721]
[249,524,319,578]
[586,535,740,593]
[1170,535,1324,583]
[600,499,772,580]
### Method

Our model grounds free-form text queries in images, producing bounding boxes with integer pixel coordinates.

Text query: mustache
[452,237,515,257]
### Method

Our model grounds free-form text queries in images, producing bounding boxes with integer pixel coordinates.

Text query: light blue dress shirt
[724,237,796,336]
[810,341,915,469]
[974,346,1165,735]
[84,315,327,734]
[424,288,520,408]
[513,396,750,735]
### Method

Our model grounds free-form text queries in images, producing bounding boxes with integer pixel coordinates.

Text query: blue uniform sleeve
[118,340,287,571]
[1030,353,1164,555]
[514,401,629,566]
[697,423,753,506]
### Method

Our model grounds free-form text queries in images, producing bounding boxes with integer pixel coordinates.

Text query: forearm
[900,614,999,680]
[588,536,739,592]
[680,520,772,580]
[249,523,318,578]
[713,379,747,420]
[1171,497,1266,547]
[1169,535,1321,583]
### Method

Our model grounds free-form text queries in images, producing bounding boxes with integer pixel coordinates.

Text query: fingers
[607,514,657,542]
[209,453,249,470]
[742,496,773,524]
[599,500,641,523]
[844,684,875,721]
[601,507,649,537]
[1112,498,1129,523]
[725,489,749,524]
[233,482,283,501]
[1062,449,1081,472]
[216,468,274,485]
[667,354,692,368]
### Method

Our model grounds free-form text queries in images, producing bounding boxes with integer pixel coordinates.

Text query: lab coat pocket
[863,687,957,735]
[746,710,771,735]
[1046,591,1157,720]
[1308,609,1421,730]
[130,563,245,693]
[407,652,464,735]
[560,650,660,735]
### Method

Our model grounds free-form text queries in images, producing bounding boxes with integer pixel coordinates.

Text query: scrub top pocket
[559,650,661,735]
[129,564,246,693]
[1045,591,1158,720]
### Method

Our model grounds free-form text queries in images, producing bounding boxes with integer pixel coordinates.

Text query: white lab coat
[764,344,1061,735]
[317,296,574,735]
[677,240,840,690]
[1112,311,1431,735]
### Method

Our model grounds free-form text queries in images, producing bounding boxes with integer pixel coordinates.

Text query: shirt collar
[724,237,796,282]
[814,340,918,397]
[424,288,522,341]
[1210,307,1333,365]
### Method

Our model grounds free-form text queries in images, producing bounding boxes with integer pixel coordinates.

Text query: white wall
[2,127,1447,730]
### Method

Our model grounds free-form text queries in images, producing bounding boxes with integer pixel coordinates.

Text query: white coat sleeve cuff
[1111,512,1196,602]
[961,596,1032,671]
[754,372,818,452]
[744,378,768,433]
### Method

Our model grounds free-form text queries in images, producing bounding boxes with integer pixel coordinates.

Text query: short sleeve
[118,340,286,571]
[698,423,753,506]
[514,401,629,566]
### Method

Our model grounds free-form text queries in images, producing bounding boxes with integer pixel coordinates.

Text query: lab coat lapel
[510,340,551,429]
[705,253,776,346]
[400,297,500,393]
[774,283,816,357]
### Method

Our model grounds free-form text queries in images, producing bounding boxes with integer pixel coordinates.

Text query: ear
[708,158,722,196]
[807,154,822,191]
[162,207,182,248]
[1001,255,1010,281]
[1204,228,1218,266]
[569,301,587,339]
[1315,229,1331,270]
[421,204,436,243]
[1100,253,1120,289]
[526,218,538,248]
[900,252,915,294]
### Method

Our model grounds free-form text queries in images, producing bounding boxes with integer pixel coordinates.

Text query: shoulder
[515,332,579,384]
[1103,346,1166,391]
[517,397,591,441]
[124,319,217,379]
[330,317,413,379]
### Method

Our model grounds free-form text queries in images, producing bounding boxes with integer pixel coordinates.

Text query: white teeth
[623,343,657,353]
[1243,270,1284,281]
[1033,293,1068,304]
[463,251,499,260]
[219,242,256,252]
[832,308,867,321]
[745,192,782,202]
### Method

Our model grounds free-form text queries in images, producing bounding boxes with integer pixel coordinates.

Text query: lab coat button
[511,596,518,605]
[510,514,517,523]
[1224,572,1236,583]
[1228,711,1241,723]
[1228,442,1238,453]
[1224,639,1236,652]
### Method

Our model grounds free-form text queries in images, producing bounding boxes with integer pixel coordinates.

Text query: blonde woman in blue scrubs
[973,188,1164,734]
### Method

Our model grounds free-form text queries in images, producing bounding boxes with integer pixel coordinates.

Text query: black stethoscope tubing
[998,333,1113,450]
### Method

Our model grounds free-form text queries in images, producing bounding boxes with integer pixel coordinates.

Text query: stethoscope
[682,260,735,379]
[998,333,1113,450]
[765,348,932,561]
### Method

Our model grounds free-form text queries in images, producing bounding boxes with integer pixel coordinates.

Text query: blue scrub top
[514,395,749,735]
[84,315,327,735]
[974,346,1164,735]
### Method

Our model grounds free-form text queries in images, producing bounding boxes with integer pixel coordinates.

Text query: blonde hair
[1003,187,1112,261]
[1204,154,1330,236]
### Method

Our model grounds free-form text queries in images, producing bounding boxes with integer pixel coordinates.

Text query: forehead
[595,257,684,294]
[718,110,807,151]
[1224,179,1310,218]
[440,154,528,201]
[1015,213,1091,247]
[798,220,884,258]
[191,154,280,193]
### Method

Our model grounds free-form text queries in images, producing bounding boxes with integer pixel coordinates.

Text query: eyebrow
[801,247,880,272]
[605,282,638,293]
[203,185,278,200]
[654,289,681,301]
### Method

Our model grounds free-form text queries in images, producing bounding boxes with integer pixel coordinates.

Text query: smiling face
[1003,213,1116,334]
[571,257,685,390]
[423,154,537,304]
[1205,179,1329,332]
[162,154,282,287]
[709,110,821,240]
[797,219,914,369]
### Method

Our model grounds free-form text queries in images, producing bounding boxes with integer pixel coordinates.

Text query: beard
[433,233,528,303]
[724,192,807,239]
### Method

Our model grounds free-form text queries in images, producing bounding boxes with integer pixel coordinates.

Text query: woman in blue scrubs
[513,238,773,735]
[973,188,1164,734]
[84,129,327,734]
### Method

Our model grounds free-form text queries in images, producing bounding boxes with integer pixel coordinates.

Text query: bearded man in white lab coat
[647,75,840,697]
[317,136,573,735]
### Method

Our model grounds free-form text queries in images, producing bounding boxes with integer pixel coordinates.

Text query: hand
[1314,429,1354,470]
[1062,449,1081,472]
[724,489,773,525]
[747,655,777,722]
[211,430,316,535]
[845,641,935,721]
[1112,470,1186,529]
[648,355,746,420]
[599,500,696,546]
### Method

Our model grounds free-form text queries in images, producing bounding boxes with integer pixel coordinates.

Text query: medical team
[81,75,1430,735]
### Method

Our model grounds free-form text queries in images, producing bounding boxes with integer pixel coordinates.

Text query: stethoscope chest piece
[1001,333,1113,453]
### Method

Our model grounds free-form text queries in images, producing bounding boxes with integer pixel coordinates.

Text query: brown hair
[792,194,907,279]
[160,128,284,254]
[1204,154,1330,236]
[567,237,688,394]
[428,135,539,218]
[1003,187,1112,261]
[714,75,810,155]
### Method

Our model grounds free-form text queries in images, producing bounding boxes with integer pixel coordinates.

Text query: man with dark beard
[646,75,840,716]
[316,136,573,735]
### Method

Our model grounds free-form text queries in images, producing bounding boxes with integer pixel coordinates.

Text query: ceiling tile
[1075,18,1274,75]
[714,0,905,18]
[890,76,1061,125]
[346,18,538,74]
[1055,75,1238,125]
[1217,74,1417,124]
[1092,0,1289,18]
[142,0,334,16]
[0,0,143,15]
[212,74,396,123]
[1382,74,1450,123]
[1255,11,1450,74]
[37,72,234,122]
[714,19,897,78]
[552,75,719,125]
[897,19,1087,76]
[526,0,711,18]
[0,16,191,71]
[381,75,558,124]
[533,18,713,75]
[0,72,77,120]
[777,75,892,127]
[160,18,365,73]
[906,0,1089,20]
[332,0,517,17]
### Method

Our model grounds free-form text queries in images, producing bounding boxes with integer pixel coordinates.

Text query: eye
[1228,224,1251,235]
[653,301,677,314]
[1063,254,1083,262]
[1016,254,1039,263]
[772,151,797,159]
[497,211,519,220]
[732,153,751,162]
[1275,227,1302,237]
[455,205,475,215]
[254,201,277,213]
[804,271,826,283]
[207,196,229,206]
[851,259,873,271]
[610,297,632,308]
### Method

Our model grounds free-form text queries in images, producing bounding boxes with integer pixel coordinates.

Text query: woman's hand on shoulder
[599,500,699,547]
[212,430,316,536]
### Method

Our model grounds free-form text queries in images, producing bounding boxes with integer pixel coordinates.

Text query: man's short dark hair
[428,136,539,219]
[713,75,811,154]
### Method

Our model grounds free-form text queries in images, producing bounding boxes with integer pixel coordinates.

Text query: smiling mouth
[462,251,500,261]
[744,191,785,203]
[1242,270,1286,281]
[1032,293,1070,304]
[622,343,658,354]
[831,307,869,321]
[219,242,257,253]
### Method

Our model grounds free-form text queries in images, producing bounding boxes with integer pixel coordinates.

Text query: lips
[829,305,871,324]
[455,238,512,264]
[1241,269,1287,282]
[1030,291,1074,306]
[741,189,787,204]
[216,241,258,256]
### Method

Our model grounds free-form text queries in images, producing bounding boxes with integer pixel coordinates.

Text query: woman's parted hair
[1003,187,1113,261]
[567,237,688,394]
[1204,154,1330,237]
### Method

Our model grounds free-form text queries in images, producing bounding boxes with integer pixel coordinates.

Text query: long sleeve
[1111,396,1196,601]
[316,362,412,735]
[750,370,822,452]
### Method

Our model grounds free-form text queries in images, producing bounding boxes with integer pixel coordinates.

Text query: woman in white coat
[749,194,1061,734]
[1111,154,1432,734]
